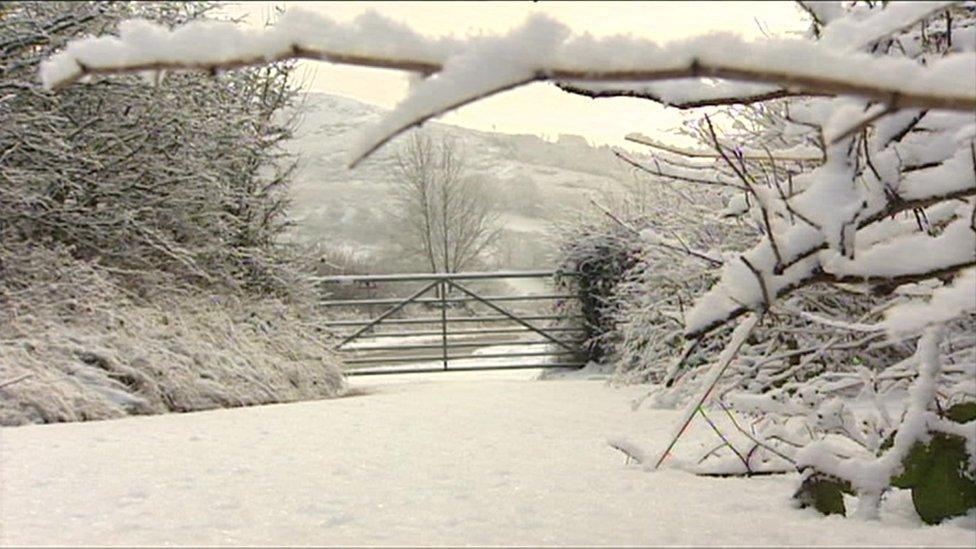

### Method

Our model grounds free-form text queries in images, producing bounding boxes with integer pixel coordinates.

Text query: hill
[284,93,635,270]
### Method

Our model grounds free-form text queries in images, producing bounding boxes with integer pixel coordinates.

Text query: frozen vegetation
[0,248,344,426]
[1,2,345,426]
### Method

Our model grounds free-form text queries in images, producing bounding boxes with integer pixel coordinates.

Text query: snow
[39,11,459,89]
[2,372,973,547]
[820,2,957,51]
[0,281,346,426]
[792,141,861,253]
[822,217,976,279]
[899,144,976,202]
[794,328,949,519]
[884,268,976,336]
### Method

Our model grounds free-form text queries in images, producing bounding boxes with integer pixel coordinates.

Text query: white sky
[221,1,810,148]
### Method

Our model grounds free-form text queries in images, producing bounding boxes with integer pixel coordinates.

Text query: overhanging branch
[51,52,976,113]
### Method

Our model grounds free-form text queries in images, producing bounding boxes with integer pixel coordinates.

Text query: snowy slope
[2,374,972,547]
[284,93,633,268]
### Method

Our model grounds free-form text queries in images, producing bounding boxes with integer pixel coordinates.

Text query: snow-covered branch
[40,10,976,166]
[625,133,823,163]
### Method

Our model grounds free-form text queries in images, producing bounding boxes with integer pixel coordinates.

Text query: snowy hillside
[284,93,634,269]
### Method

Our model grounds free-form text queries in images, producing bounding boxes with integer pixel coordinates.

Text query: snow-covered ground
[1,371,972,547]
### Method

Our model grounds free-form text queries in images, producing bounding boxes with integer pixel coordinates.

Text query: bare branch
[557,82,809,109]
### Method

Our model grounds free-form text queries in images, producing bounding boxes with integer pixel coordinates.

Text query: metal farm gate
[314,271,585,375]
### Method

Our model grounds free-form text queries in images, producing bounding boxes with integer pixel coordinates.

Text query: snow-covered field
[1,371,971,547]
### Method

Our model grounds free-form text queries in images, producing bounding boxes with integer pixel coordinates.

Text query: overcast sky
[221,1,810,148]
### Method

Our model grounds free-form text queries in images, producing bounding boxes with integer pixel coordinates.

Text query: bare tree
[389,133,500,273]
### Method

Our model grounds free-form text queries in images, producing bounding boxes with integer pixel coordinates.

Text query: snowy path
[1,371,972,547]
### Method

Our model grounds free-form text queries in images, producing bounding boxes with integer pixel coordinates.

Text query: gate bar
[439,280,448,371]
[334,279,440,349]
[342,326,584,339]
[325,314,584,327]
[345,362,585,376]
[447,280,579,353]
[320,293,579,307]
[344,350,579,365]
[339,339,581,352]
[314,270,578,284]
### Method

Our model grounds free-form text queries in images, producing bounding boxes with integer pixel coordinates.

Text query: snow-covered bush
[601,163,742,384]
[550,168,735,377]
[0,244,344,426]
[2,1,299,294]
[552,217,642,364]
[595,4,976,522]
[37,0,976,522]
[0,2,344,425]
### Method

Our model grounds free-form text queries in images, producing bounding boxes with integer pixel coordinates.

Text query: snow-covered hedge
[1,2,345,425]
[3,2,298,294]
[552,220,642,365]
[0,245,345,426]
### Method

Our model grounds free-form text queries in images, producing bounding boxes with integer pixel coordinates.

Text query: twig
[828,104,896,145]
[0,373,34,389]
[772,174,821,230]
[663,337,703,387]
[589,198,639,234]
[625,133,821,162]
[718,401,797,465]
[703,116,786,272]
[652,313,761,470]
[560,82,807,109]
[613,150,748,191]
[49,47,976,114]
[740,256,772,311]
[697,405,751,471]
[608,438,647,465]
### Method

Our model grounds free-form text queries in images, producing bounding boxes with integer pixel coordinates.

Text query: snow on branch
[40,10,976,166]
[883,268,976,336]
[39,10,456,88]
[819,1,957,51]
[683,140,976,340]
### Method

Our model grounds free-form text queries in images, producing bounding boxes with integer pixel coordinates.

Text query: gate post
[439,279,449,370]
